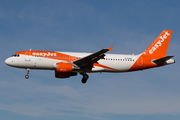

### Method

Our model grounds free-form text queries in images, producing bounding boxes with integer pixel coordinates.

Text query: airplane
[5,30,175,84]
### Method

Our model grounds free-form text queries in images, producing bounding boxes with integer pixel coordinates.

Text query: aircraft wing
[73,47,113,71]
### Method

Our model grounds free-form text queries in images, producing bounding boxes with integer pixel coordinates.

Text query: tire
[81,78,87,84]
[81,74,89,84]
[25,75,29,79]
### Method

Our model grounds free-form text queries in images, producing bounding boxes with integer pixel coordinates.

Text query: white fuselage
[5,51,140,73]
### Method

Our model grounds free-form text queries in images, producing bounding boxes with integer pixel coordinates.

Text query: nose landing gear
[25,68,30,79]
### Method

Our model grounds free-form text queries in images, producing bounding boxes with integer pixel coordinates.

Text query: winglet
[108,46,113,51]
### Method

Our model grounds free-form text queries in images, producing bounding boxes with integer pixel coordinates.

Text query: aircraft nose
[5,58,11,66]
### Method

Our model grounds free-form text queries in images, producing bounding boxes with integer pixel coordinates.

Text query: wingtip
[108,46,113,51]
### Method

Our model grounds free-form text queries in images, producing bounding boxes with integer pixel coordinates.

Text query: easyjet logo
[32,52,57,56]
[149,31,170,54]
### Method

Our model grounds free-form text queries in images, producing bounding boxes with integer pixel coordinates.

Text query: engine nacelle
[55,62,77,78]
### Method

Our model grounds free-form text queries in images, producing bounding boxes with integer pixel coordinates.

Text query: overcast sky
[1,0,180,120]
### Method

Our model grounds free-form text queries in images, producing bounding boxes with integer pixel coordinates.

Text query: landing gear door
[25,51,31,61]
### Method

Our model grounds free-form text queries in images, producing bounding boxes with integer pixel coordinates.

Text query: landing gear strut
[81,73,89,84]
[25,68,30,79]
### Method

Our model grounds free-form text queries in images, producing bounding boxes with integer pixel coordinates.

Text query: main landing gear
[25,68,30,79]
[81,73,89,84]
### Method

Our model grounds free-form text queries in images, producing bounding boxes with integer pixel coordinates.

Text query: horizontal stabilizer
[153,56,174,64]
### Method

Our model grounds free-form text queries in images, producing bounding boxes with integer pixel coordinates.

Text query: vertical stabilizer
[129,30,173,71]
[143,30,173,58]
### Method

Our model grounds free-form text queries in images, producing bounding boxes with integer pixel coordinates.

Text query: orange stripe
[94,63,118,71]
[15,51,79,61]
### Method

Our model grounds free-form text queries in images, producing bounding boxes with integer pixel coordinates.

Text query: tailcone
[164,59,175,65]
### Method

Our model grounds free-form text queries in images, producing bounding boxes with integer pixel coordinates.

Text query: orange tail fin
[143,30,173,58]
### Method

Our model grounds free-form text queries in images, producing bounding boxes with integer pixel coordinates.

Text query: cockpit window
[12,54,20,57]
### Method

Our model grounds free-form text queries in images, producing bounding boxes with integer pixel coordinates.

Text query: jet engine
[55,62,77,78]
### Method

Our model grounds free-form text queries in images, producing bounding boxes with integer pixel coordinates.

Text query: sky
[0,0,180,120]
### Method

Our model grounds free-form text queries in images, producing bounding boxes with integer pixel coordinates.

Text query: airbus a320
[5,30,175,83]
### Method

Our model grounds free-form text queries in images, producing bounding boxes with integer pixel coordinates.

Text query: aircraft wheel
[84,74,89,80]
[81,74,89,84]
[81,78,87,84]
[25,75,29,79]
[25,68,30,79]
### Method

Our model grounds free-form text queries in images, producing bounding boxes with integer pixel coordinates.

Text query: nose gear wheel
[25,68,30,79]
